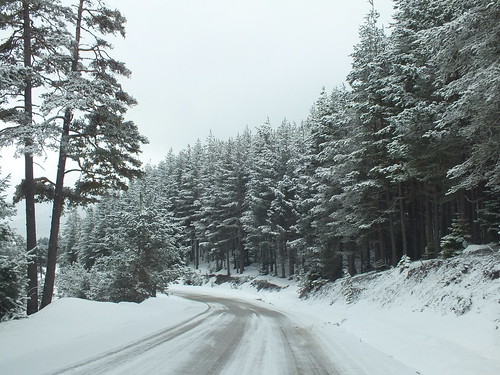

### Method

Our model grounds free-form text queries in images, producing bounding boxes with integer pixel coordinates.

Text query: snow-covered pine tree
[243,120,278,275]
[315,88,367,274]
[197,133,228,271]
[172,144,203,269]
[232,131,252,273]
[347,0,400,267]
[40,0,148,309]
[75,206,95,269]
[0,0,72,315]
[59,174,186,302]
[0,168,27,320]
[427,0,500,196]
[59,208,81,266]
[440,214,471,258]
[293,100,325,279]
[268,120,301,278]
[301,89,345,281]
[289,120,318,276]
[385,0,461,260]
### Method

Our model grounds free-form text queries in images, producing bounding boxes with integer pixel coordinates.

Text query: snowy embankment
[178,245,500,375]
[0,246,498,375]
[0,295,206,375]
[291,246,500,375]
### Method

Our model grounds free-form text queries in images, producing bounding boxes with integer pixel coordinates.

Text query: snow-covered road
[42,290,340,375]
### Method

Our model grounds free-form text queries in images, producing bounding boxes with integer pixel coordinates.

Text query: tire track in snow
[44,290,344,375]
[43,302,215,375]
[279,323,341,375]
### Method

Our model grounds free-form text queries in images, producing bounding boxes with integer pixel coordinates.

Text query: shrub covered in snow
[341,276,361,304]
[440,215,472,258]
[397,254,412,272]
[0,242,27,321]
[56,263,91,299]
[250,279,283,292]
[0,174,27,321]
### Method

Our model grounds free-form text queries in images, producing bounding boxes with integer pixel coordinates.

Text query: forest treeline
[1,0,499,318]
[58,0,499,295]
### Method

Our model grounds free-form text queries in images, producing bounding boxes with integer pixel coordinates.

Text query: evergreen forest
[1,0,499,320]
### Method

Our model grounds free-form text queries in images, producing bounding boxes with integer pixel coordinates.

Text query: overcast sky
[107,0,395,164]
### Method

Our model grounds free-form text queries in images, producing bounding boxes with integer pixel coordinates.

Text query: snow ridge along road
[44,290,341,375]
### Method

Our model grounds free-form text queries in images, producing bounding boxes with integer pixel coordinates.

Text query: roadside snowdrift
[293,247,500,375]
[0,295,206,375]
[181,246,500,375]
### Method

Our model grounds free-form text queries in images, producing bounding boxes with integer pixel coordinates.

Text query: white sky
[107,0,395,163]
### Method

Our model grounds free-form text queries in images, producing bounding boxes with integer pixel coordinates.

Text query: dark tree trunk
[272,244,278,277]
[40,0,84,309]
[25,153,38,315]
[424,187,434,258]
[432,190,441,254]
[398,182,408,256]
[226,245,231,276]
[377,224,386,265]
[385,188,397,265]
[194,238,199,269]
[280,237,286,278]
[288,244,295,277]
[238,227,244,274]
[23,0,38,316]
[347,242,356,276]
[40,110,71,309]
[388,212,397,265]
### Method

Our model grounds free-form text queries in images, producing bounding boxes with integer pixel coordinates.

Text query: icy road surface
[35,289,414,375]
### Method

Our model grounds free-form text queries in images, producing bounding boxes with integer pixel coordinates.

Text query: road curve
[44,290,341,375]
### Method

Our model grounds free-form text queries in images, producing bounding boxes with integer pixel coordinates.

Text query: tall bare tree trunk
[40,109,70,309]
[279,237,286,278]
[288,244,295,277]
[40,0,84,309]
[386,189,397,265]
[398,182,408,256]
[23,0,38,316]
[424,187,434,257]
[378,224,385,262]
[388,212,397,265]
[238,226,245,274]
[226,244,231,276]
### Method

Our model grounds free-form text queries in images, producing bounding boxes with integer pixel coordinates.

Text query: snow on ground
[0,295,206,375]
[176,246,500,375]
[0,246,498,375]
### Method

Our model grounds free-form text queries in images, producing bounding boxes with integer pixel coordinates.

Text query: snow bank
[0,294,205,375]
[180,248,500,375]
[295,250,500,375]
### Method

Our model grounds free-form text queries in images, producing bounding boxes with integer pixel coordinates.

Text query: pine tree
[58,176,186,302]
[243,120,278,275]
[0,168,27,320]
[427,0,500,194]
[40,0,147,309]
[347,1,400,267]
[59,209,81,266]
[440,214,471,258]
[0,0,72,315]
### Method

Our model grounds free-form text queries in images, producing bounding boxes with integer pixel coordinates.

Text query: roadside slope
[182,246,500,375]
